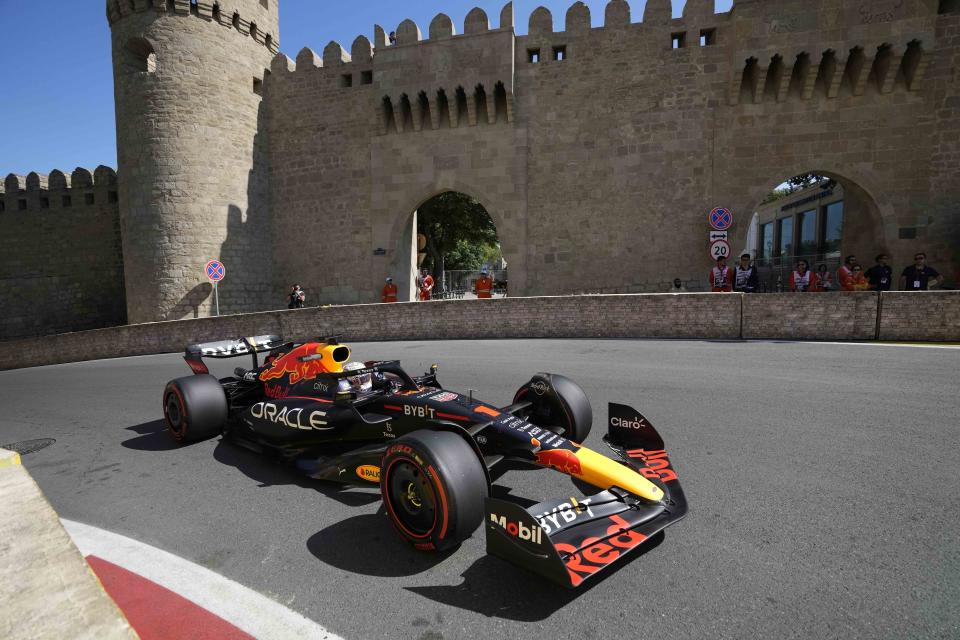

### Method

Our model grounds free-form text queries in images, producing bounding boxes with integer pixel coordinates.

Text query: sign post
[710,239,731,261]
[204,260,225,316]
[709,207,733,231]
[708,207,734,263]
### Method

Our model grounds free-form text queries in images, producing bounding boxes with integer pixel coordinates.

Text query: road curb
[0,448,139,640]
[0,448,21,468]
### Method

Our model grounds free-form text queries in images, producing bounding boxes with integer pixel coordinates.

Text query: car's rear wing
[183,335,286,375]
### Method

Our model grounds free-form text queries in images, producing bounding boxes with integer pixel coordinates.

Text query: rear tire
[163,375,228,444]
[381,430,487,552]
[513,373,593,443]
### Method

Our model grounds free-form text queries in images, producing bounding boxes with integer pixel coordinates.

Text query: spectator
[416,270,434,301]
[865,254,893,291]
[288,284,305,309]
[669,278,688,293]
[474,268,494,299]
[900,252,943,291]
[838,255,859,291]
[814,264,834,292]
[789,260,814,292]
[382,276,398,303]
[733,253,759,293]
[850,265,871,291]
[709,256,733,292]
[389,31,397,45]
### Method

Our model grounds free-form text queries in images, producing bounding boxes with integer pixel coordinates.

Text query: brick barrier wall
[0,294,741,371]
[0,292,957,371]
[742,292,880,341]
[878,291,960,341]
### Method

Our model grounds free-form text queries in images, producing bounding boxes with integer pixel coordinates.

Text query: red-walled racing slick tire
[163,374,228,444]
[380,430,487,552]
[513,373,593,443]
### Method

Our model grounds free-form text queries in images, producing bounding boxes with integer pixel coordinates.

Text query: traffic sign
[205,260,225,282]
[709,230,729,242]
[710,240,731,260]
[709,207,733,231]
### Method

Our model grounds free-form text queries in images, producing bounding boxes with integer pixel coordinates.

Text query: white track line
[785,341,960,350]
[62,519,343,640]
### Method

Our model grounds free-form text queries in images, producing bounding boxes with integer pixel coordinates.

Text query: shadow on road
[306,511,453,577]
[406,532,665,621]
[212,439,382,507]
[120,419,181,452]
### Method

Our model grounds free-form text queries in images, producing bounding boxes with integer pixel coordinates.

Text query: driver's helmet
[341,361,372,393]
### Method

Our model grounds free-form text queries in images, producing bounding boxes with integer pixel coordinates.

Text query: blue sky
[0,0,732,176]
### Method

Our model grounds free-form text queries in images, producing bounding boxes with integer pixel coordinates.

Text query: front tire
[513,373,593,443]
[163,375,228,444]
[380,430,487,552]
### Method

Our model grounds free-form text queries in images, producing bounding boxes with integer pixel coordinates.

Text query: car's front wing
[484,403,688,588]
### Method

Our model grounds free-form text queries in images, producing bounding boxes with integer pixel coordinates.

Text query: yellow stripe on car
[573,447,664,503]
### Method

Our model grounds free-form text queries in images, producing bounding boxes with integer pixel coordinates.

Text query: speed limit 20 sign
[710,240,731,260]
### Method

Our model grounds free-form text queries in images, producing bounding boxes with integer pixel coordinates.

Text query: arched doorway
[738,171,888,292]
[389,191,503,302]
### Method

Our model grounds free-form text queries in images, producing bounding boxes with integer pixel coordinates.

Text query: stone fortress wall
[267,0,960,306]
[1,0,959,338]
[108,0,279,324]
[0,170,126,341]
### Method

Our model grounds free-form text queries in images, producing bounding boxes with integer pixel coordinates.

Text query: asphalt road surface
[1,339,957,640]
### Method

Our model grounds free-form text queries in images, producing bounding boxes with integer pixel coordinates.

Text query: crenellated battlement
[1,167,118,213]
[265,0,735,96]
[262,0,941,142]
[270,3,515,77]
[106,0,279,54]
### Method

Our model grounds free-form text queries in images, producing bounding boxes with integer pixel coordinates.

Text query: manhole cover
[1,438,56,456]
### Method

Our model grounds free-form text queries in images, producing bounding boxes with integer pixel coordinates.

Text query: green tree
[417,192,498,280]
[760,174,833,204]
[445,239,489,270]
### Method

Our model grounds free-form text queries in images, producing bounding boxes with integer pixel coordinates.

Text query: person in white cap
[382,276,398,303]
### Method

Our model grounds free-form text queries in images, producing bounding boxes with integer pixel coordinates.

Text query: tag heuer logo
[532,381,549,396]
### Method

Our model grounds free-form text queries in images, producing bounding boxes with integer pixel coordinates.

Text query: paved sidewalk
[0,448,138,640]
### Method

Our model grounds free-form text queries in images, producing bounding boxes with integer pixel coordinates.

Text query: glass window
[777,216,793,258]
[823,201,843,256]
[759,222,773,260]
[797,209,818,256]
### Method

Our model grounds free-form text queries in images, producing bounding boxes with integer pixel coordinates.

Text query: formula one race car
[162,335,688,588]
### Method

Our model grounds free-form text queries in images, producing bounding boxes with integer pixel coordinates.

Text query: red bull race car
[162,335,688,588]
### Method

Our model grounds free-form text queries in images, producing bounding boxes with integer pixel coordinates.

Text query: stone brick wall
[742,292,879,340]
[2,292,957,371]
[260,1,959,308]
[108,0,278,323]
[878,291,960,341]
[5,1,958,333]
[265,15,528,305]
[0,293,740,370]
[0,169,126,340]
[927,10,960,276]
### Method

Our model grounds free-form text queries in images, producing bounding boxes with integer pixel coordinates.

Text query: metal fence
[432,269,508,299]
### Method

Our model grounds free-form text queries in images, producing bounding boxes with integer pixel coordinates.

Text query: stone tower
[107,0,279,323]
